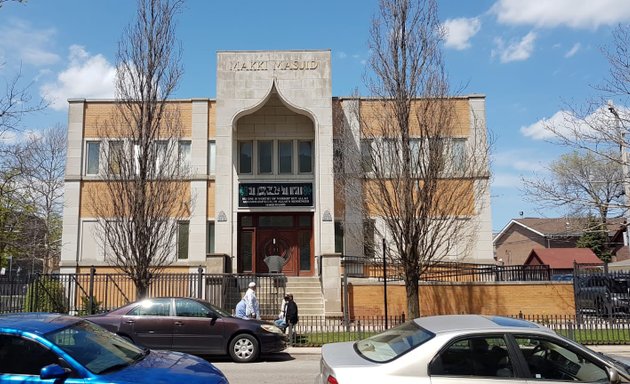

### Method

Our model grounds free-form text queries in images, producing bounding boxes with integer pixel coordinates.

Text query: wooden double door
[237,213,313,276]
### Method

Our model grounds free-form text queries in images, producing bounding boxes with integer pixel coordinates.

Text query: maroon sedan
[87,297,287,363]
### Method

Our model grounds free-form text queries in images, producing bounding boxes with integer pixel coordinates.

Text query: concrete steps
[285,276,324,317]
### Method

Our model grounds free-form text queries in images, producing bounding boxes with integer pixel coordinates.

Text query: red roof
[524,248,603,269]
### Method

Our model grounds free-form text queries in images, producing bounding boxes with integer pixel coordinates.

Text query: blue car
[0,313,229,383]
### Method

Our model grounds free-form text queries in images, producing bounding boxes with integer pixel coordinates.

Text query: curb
[286,347,321,355]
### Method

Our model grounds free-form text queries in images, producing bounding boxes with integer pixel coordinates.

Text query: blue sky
[2,0,630,232]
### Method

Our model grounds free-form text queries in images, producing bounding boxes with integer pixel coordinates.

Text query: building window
[207,221,215,254]
[108,140,124,175]
[335,221,344,253]
[207,140,216,176]
[238,141,253,174]
[178,141,191,171]
[154,140,168,174]
[333,138,344,174]
[258,140,273,174]
[452,138,466,172]
[298,140,313,173]
[86,141,100,175]
[177,221,189,259]
[361,139,373,173]
[278,140,293,174]
[364,219,375,258]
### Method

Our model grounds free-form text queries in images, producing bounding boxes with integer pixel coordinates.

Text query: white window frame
[85,141,101,175]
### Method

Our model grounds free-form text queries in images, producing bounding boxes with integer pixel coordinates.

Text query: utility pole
[383,237,388,329]
[608,101,630,247]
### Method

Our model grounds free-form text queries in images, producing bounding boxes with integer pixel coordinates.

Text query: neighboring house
[494,217,627,265]
[60,50,493,316]
[524,248,603,275]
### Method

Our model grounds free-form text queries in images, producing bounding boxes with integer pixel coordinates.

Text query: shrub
[78,295,102,316]
[24,277,68,313]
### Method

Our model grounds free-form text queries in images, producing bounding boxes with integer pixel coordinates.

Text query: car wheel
[229,334,259,363]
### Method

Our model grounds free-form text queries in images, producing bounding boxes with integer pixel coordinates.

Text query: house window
[108,140,124,175]
[207,221,215,254]
[258,140,273,174]
[207,140,216,176]
[86,141,100,175]
[178,141,191,171]
[177,221,189,259]
[278,140,293,174]
[298,140,313,173]
[238,141,253,174]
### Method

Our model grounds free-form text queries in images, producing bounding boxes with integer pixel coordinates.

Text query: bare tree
[541,25,630,192]
[87,0,187,298]
[336,0,491,318]
[523,150,626,224]
[19,125,66,273]
[0,66,48,137]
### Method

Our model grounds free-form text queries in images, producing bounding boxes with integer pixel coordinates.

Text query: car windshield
[45,320,146,375]
[354,321,434,363]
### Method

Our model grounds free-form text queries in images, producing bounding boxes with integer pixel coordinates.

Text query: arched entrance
[237,213,314,276]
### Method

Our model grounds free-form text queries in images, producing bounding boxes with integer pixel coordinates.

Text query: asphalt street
[209,348,320,384]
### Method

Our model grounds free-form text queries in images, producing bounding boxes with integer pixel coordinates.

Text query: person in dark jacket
[274,293,298,332]
[285,293,298,327]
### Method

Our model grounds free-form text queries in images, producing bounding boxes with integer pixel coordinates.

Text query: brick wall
[348,281,575,317]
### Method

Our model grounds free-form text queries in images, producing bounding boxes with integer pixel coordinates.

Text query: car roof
[414,314,553,334]
[0,313,81,335]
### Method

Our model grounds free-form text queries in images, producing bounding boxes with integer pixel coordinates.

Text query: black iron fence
[287,313,630,346]
[342,257,554,282]
[0,271,287,319]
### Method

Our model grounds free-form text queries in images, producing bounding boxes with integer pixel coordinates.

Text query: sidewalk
[286,346,321,355]
[589,345,630,359]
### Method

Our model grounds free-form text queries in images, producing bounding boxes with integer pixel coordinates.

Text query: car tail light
[326,375,339,384]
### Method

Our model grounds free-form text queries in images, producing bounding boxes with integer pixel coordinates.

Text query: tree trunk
[405,273,420,318]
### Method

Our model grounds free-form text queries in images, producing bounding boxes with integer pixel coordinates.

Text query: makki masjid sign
[227,60,319,72]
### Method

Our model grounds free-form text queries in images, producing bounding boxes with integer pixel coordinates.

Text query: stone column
[321,253,342,316]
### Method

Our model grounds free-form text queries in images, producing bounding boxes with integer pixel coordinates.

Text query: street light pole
[608,101,630,247]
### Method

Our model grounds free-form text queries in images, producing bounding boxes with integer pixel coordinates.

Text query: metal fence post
[197,267,203,299]
[88,267,96,315]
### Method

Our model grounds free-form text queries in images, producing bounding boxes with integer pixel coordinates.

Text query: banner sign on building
[238,183,313,207]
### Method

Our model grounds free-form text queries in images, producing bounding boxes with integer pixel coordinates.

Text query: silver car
[317,315,630,384]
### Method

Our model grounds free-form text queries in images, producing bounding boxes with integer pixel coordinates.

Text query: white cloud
[564,43,581,58]
[493,149,549,172]
[520,106,626,140]
[490,0,630,29]
[337,51,348,59]
[492,173,523,188]
[40,45,116,111]
[521,110,574,140]
[0,19,59,67]
[443,17,481,50]
[493,32,536,63]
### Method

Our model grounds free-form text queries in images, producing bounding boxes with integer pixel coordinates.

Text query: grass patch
[294,332,379,346]
[556,328,630,344]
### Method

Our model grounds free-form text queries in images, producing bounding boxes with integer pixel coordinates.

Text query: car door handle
[174,321,183,326]
[125,320,135,324]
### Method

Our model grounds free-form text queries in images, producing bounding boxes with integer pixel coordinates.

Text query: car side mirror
[40,364,71,380]
[607,367,620,384]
